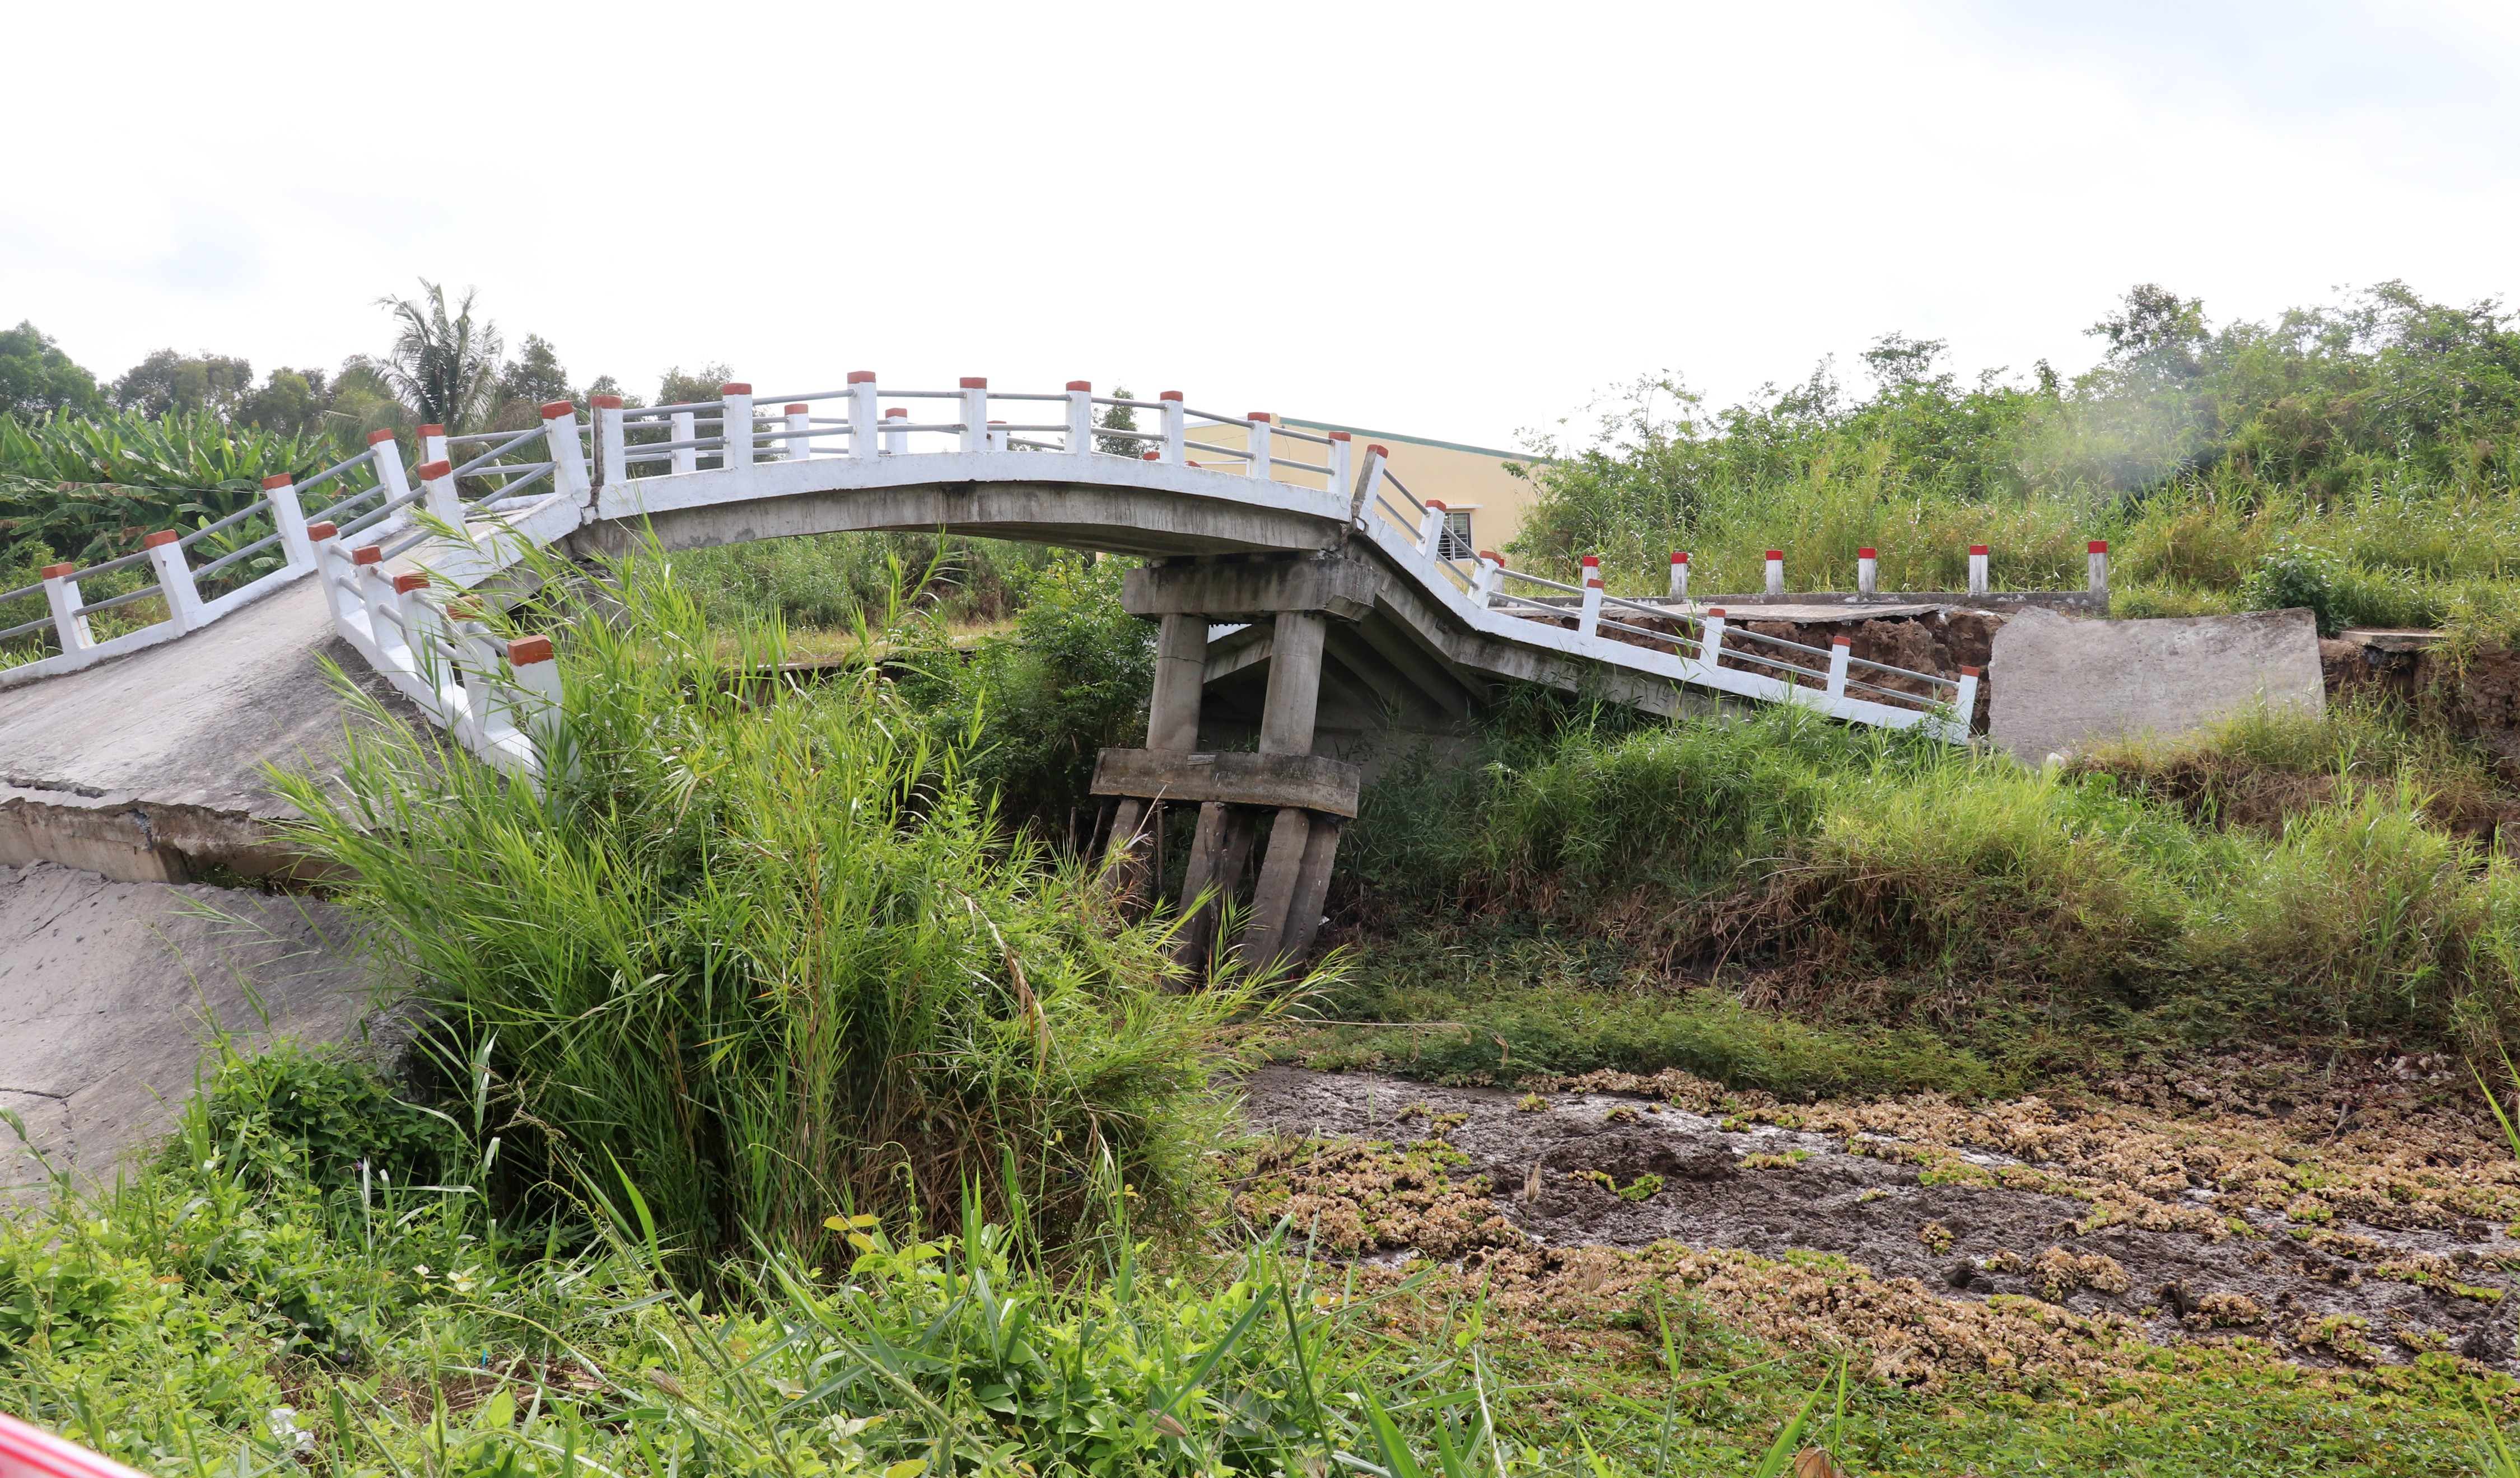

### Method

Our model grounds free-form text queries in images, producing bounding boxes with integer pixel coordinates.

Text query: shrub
[269,543,1247,1276]
[2241,540,2344,634]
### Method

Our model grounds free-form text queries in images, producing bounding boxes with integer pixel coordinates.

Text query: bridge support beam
[1096,553,1369,970]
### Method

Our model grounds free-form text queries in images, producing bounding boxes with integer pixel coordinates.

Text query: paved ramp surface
[0,579,416,881]
[0,861,374,1192]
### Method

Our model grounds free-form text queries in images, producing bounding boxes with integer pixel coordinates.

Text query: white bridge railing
[0,404,593,690]
[9,376,1979,772]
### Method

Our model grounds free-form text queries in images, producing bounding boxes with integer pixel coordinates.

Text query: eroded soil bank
[1236,1059,2520,1380]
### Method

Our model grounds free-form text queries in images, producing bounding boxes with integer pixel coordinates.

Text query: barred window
[1438,508,1474,560]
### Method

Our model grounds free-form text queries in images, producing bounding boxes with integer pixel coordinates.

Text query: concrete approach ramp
[0,577,419,883]
[1,860,373,1192]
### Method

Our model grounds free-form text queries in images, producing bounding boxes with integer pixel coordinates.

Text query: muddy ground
[1237,1064,2520,1372]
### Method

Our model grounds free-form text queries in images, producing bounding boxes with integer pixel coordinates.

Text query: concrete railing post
[142,530,204,633]
[1352,445,1389,531]
[1954,665,1981,735]
[593,395,626,487]
[1578,555,1603,637]
[1066,381,1094,453]
[671,409,697,475]
[1416,499,1449,558]
[848,371,879,457]
[1701,607,1728,665]
[506,634,566,766]
[1968,544,1989,597]
[265,474,314,570]
[444,599,495,750]
[665,408,696,471]
[1326,429,1352,493]
[417,425,448,470]
[1856,546,1877,596]
[720,383,755,471]
[393,571,441,694]
[39,563,91,654]
[1826,635,1851,698]
[1764,549,1784,597]
[416,459,460,528]
[2088,540,2110,595]
[310,522,357,629]
[958,377,988,453]
[784,403,812,461]
[1473,550,1503,607]
[1669,550,1689,600]
[543,401,590,499]
[376,428,417,520]
[987,419,1009,452]
[351,545,399,660]
[1247,412,1272,483]
[1159,390,1184,464]
[883,406,908,455]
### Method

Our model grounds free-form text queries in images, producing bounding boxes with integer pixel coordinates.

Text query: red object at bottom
[0,1413,152,1478]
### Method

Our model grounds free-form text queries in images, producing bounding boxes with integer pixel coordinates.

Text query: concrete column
[1239,609,1332,963]
[1240,807,1313,967]
[1147,613,1208,752]
[1281,816,1344,960]
[1102,796,1154,908]
[1172,800,1231,968]
[1257,610,1325,756]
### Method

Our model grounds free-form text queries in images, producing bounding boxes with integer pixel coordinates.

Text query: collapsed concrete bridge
[3,378,1978,959]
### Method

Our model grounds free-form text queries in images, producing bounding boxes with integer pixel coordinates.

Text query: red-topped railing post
[1416,498,1449,558]
[1856,546,1877,596]
[958,377,988,453]
[1159,390,1185,464]
[592,394,626,487]
[264,473,314,570]
[720,383,755,470]
[1579,555,1603,636]
[1066,381,1094,454]
[142,529,203,633]
[39,562,91,654]
[848,371,879,459]
[543,400,589,499]
[2088,540,2110,596]
[1669,550,1689,600]
[1764,549,1784,597]
[1968,543,1989,597]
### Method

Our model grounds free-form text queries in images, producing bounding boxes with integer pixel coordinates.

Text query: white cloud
[7,1,2518,445]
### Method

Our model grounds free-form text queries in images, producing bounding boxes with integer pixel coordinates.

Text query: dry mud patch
[1235,1064,2520,1384]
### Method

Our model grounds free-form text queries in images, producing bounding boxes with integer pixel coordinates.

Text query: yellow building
[1151,410,1551,555]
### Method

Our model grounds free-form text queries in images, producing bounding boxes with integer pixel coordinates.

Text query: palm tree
[374,281,502,431]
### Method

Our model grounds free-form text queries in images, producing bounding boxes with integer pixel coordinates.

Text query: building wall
[1137,410,1550,555]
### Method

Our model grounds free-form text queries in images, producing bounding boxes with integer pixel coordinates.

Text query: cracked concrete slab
[0,860,377,1190]
[0,579,424,881]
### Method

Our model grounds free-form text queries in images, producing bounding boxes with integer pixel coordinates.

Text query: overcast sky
[8,1,2517,449]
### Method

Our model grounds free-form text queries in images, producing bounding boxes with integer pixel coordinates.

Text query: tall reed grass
[269,544,1253,1276]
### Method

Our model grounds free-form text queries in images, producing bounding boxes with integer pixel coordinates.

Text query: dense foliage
[1513,282,2520,639]
[270,544,1246,1276]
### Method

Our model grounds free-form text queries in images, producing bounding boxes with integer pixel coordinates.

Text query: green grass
[1509,283,2520,646]
[1333,697,2520,1068]
[3,1040,2507,1477]
[267,540,1241,1279]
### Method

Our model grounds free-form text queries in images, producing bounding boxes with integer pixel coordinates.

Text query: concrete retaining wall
[1989,606,2323,763]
